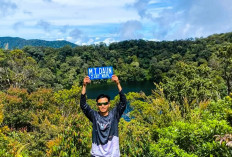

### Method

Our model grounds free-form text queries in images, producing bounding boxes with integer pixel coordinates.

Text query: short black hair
[96,94,110,102]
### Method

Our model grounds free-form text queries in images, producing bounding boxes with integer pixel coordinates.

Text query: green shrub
[151,120,232,156]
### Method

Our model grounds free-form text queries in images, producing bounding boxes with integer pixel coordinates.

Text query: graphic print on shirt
[97,120,110,130]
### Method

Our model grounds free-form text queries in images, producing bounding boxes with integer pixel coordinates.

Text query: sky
[1,0,232,45]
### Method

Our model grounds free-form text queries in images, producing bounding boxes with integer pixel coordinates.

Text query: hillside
[1,32,232,156]
[0,37,77,49]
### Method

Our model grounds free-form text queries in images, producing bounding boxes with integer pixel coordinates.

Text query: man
[80,75,127,157]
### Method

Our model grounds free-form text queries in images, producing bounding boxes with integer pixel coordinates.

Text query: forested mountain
[1,32,232,156]
[0,37,76,49]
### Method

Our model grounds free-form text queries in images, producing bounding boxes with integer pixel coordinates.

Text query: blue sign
[88,66,113,80]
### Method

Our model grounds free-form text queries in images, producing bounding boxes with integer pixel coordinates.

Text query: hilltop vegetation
[1,32,232,156]
[0,37,76,49]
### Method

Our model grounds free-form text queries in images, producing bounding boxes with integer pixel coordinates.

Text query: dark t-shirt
[80,91,127,157]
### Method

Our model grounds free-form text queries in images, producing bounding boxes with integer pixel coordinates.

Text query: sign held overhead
[88,66,113,80]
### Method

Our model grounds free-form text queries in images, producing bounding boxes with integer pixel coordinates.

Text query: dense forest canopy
[1,32,232,156]
[1,32,232,95]
[0,37,76,49]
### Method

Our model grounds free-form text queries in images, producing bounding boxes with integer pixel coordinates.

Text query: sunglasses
[97,102,109,106]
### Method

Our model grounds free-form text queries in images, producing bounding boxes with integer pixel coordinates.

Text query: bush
[151,120,232,156]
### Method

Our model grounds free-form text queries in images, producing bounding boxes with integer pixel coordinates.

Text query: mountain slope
[0,37,77,49]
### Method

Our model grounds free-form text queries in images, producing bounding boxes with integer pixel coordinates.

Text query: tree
[216,43,232,95]
[0,49,40,90]
[162,62,226,106]
[23,46,45,61]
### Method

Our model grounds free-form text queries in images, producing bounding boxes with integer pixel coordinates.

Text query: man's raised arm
[80,76,94,122]
[112,75,122,92]
[112,75,127,120]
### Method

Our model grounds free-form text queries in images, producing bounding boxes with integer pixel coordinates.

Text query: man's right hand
[83,76,91,86]
[82,76,90,95]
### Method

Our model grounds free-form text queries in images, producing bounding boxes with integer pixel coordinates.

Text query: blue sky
[1,0,232,45]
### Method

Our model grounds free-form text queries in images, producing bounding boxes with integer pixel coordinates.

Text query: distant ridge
[0,37,77,49]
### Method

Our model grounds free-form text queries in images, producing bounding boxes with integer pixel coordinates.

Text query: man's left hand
[112,75,119,84]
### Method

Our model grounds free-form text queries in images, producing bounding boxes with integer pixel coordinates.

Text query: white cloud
[53,0,136,7]
[23,10,32,15]
[13,21,24,31]
[0,0,232,43]
[148,0,160,5]
[9,0,139,26]
[69,28,83,39]
[43,0,52,2]
[87,38,94,45]
[102,38,116,45]
[36,20,51,32]
[147,38,159,41]
[150,0,232,40]
[118,20,143,40]
[133,0,152,19]
[0,0,17,16]
[56,38,65,41]
[59,25,69,33]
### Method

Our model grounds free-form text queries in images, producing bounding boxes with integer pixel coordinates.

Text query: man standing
[80,75,127,157]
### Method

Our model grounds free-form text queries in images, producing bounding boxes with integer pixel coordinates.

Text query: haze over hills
[0,37,77,49]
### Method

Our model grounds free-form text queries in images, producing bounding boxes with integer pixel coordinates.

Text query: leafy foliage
[1,32,232,156]
[0,37,76,49]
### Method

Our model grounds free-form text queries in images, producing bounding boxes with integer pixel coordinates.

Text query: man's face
[97,97,110,114]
